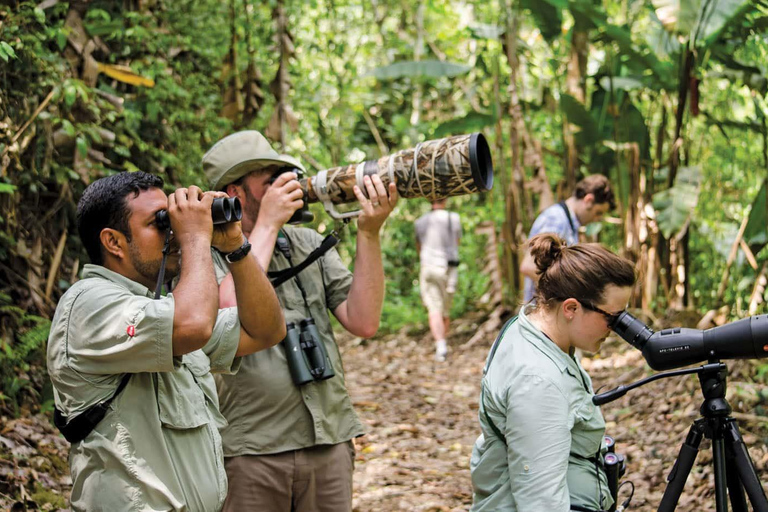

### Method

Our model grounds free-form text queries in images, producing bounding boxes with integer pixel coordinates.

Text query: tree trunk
[563,24,588,195]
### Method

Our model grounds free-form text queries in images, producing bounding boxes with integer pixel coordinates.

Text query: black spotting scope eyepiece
[610,310,768,371]
[155,196,242,231]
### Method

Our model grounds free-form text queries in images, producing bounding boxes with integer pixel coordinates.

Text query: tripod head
[609,311,768,371]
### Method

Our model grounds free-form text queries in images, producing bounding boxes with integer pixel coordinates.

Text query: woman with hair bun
[470,234,636,512]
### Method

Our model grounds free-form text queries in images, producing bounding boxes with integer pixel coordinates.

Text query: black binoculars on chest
[282,318,335,386]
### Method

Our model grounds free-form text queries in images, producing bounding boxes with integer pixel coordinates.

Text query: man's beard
[242,185,261,228]
[128,240,180,286]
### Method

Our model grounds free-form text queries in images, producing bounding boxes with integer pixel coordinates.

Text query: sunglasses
[579,301,623,326]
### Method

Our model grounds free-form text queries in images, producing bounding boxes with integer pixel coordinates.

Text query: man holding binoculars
[46,171,284,511]
[203,130,398,512]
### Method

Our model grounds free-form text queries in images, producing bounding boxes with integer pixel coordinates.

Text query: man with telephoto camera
[203,130,398,512]
[47,171,284,511]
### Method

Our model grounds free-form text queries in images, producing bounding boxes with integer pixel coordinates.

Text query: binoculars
[269,166,315,225]
[155,196,242,231]
[281,318,335,386]
[604,435,627,512]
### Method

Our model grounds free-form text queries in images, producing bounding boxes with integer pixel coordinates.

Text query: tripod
[594,361,768,511]
[658,362,768,512]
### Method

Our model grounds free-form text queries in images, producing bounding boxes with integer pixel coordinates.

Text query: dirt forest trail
[3,315,768,511]
[345,319,768,512]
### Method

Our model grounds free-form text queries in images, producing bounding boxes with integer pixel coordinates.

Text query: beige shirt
[47,265,241,512]
[213,226,364,456]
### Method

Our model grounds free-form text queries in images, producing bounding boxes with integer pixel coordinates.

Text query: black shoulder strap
[54,373,131,444]
[481,315,518,444]
[557,201,577,238]
[268,232,339,288]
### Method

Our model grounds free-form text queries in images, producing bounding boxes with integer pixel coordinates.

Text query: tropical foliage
[2,0,768,418]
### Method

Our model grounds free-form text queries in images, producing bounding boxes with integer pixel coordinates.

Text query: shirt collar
[518,307,579,374]
[81,264,155,298]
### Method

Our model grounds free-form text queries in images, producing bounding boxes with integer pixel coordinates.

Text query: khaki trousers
[221,441,355,512]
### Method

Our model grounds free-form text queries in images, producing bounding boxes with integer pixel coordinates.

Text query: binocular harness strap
[268,232,339,290]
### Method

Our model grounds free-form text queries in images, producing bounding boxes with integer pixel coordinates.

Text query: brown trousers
[221,441,355,512]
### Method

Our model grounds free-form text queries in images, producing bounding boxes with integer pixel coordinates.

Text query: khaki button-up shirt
[47,265,241,512]
[213,226,364,456]
[470,309,613,512]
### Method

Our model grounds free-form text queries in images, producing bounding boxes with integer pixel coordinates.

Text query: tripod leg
[725,439,748,512]
[724,419,768,512]
[712,436,729,512]
[658,420,705,512]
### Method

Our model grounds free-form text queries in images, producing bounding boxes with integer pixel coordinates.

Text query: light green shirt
[47,265,242,512]
[470,309,613,512]
[213,226,364,456]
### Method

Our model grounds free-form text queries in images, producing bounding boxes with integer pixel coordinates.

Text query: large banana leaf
[744,179,768,255]
[560,93,601,145]
[365,60,472,80]
[652,166,702,238]
[520,0,564,42]
[651,0,753,47]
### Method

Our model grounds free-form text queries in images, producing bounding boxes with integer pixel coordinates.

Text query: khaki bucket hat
[203,130,305,190]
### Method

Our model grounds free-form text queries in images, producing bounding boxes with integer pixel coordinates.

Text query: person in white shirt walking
[415,199,462,361]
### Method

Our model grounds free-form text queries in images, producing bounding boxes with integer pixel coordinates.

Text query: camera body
[269,167,314,225]
[281,318,335,386]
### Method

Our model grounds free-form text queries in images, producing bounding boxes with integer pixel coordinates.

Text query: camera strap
[557,201,578,241]
[268,230,339,290]
[54,373,131,443]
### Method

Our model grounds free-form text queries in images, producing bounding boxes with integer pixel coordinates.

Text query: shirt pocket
[156,361,209,430]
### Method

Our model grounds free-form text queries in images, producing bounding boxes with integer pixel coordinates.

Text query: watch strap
[224,240,252,263]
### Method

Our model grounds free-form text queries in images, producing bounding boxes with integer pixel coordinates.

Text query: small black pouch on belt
[53,373,131,443]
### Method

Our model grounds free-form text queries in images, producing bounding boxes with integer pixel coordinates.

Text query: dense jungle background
[2,0,768,510]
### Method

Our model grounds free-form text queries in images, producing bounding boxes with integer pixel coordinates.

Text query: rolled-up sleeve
[321,245,353,312]
[203,307,242,374]
[505,374,573,511]
[66,285,175,375]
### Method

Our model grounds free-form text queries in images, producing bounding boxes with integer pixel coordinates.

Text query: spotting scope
[610,311,768,370]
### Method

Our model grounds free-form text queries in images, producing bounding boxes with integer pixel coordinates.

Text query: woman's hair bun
[528,233,566,275]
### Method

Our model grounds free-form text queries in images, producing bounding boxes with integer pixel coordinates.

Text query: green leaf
[651,0,752,47]
[0,183,17,194]
[365,60,472,80]
[744,179,768,255]
[434,112,497,138]
[520,0,563,43]
[64,84,77,107]
[0,42,16,62]
[56,30,67,51]
[34,7,46,24]
[652,166,702,238]
[76,136,88,158]
[560,93,600,145]
[61,119,76,137]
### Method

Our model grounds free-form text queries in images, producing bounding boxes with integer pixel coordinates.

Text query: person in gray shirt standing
[415,198,461,361]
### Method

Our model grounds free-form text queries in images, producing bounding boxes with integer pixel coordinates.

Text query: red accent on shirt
[127,325,136,337]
